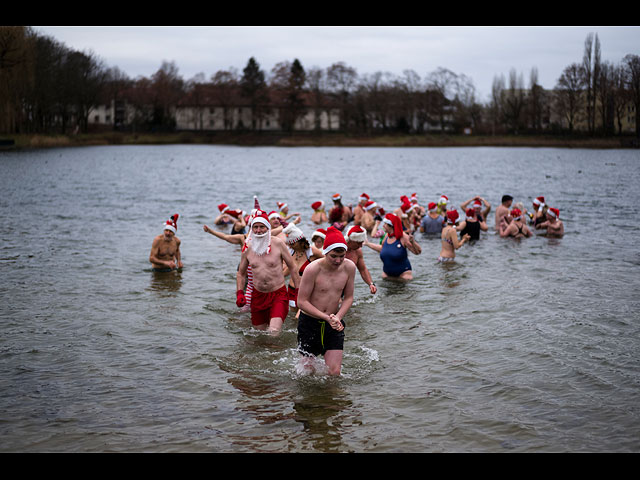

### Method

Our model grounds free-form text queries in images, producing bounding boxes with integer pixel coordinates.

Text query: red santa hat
[533,196,545,207]
[332,193,342,201]
[283,223,305,244]
[359,192,370,202]
[218,203,229,214]
[250,210,271,228]
[163,213,179,233]
[401,201,414,214]
[439,195,449,205]
[364,200,377,211]
[277,201,288,210]
[346,225,367,243]
[268,211,281,221]
[323,226,348,254]
[465,208,476,220]
[250,196,261,216]
[428,202,437,212]
[311,200,325,210]
[446,210,459,225]
[410,193,419,203]
[510,208,523,220]
[473,199,482,209]
[382,213,404,239]
[311,228,327,241]
[226,209,244,219]
[547,207,560,219]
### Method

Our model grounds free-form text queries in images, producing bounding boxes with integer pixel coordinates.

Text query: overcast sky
[33,26,640,101]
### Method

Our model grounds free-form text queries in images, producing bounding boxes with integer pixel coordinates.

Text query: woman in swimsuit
[364,213,421,281]
[499,208,532,238]
[439,210,471,262]
[456,208,488,242]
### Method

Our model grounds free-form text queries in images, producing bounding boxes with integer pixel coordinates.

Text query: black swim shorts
[297,311,345,357]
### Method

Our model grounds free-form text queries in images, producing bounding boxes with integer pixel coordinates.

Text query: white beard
[249,230,271,256]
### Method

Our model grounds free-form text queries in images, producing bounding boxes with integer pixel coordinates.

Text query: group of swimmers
[149,192,564,376]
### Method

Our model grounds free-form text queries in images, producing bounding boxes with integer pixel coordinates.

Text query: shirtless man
[236,210,300,335]
[352,193,370,226]
[495,195,513,229]
[499,208,533,238]
[536,207,564,237]
[149,214,183,272]
[344,225,377,295]
[296,227,356,376]
[360,200,378,234]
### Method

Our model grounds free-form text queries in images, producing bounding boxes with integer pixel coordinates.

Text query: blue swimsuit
[380,237,412,277]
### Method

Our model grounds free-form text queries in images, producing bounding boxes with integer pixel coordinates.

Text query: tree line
[1,27,638,138]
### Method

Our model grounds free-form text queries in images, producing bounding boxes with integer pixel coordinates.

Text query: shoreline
[1,132,637,150]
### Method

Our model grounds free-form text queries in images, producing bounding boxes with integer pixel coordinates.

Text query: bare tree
[211,68,239,131]
[503,69,525,134]
[582,32,601,135]
[622,54,640,138]
[489,74,505,135]
[426,67,457,133]
[555,63,585,133]
[306,66,327,131]
[326,62,358,131]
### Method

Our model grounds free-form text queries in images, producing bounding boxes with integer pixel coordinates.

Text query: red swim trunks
[250,285,289,326]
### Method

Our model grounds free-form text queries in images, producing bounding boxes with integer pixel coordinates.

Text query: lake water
[1,144,639,452]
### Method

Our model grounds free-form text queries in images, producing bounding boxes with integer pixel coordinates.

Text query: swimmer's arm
[311,245,324,259]
[175,238,183,268]
[280,242,300,288]
[363,238,382,253]
[214,214,230,224]
[355,252,376,292]
[271,225,284,236]
[460,198,472,210]
[203,225,245,245]
[450,229,467,248]
[403,233,421,255]
[499,222,512,238]
[334,263,355,322]
[233,216,247,230]
[236,251,249,292]
[535,220,549,230]
[479,221,489,232]
[482,198,491,216]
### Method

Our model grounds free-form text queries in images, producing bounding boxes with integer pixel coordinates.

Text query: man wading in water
[236,210,299,335]
[296,227,356,376]
[149,214,183,272]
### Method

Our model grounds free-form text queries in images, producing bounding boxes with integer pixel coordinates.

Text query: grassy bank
[1,131,636,150]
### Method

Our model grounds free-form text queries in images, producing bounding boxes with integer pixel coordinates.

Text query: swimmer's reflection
[149,268,183,294]
[292,379,354,453]
[220,343,354,452]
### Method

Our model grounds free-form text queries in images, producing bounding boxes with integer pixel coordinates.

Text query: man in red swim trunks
[236,210,300,335]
